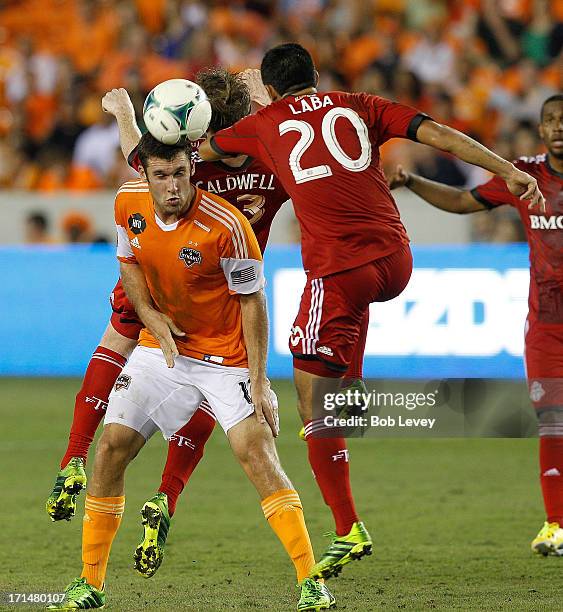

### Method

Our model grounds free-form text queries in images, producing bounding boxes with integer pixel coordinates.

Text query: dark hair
[137,132,190,170]
[196,68,251,132]
[26,211,49,231]
[541,94,563,120]
[261,43,316,97]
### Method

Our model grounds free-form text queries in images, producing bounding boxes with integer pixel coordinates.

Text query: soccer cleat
[46,577,105,610]
[310,521,372,579]
[46,457,87,522]
[531,521,563,556]
[298,378,368,440]
[134,492,171,577]
[297,578,336,611]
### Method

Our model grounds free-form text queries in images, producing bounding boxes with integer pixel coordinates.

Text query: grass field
[0,378,560,611]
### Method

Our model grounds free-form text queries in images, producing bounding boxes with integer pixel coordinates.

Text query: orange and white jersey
[114,179,264,368]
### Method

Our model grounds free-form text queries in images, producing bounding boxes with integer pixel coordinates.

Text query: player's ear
[138,165,147,180]
[314,70,319,87]
[265,84,279,102]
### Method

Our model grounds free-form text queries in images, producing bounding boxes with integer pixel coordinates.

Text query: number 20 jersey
[211,92,428,278]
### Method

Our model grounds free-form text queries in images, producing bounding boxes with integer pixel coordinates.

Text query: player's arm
[240,289,278,436]
[220,212,277,435]
[102,88,142,160]
[415,120,545,211]
[388,165,485,214]
[199,114,260,162]
[119,262,185,368]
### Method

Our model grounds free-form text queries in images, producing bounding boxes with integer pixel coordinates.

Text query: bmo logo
[273,268,529,358]
[530,215,563,230]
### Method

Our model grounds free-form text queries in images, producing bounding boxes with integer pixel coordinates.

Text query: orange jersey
[115,180,264,367]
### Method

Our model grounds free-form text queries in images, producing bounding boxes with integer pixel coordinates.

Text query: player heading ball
[198,43,546,579]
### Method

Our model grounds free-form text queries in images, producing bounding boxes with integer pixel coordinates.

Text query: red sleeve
[127,147,141,173]
[471,175,517,209]
[210,114,261,158]
[353,93,431,145]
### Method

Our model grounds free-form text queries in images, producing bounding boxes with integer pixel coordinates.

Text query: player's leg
[51,424,152,610]
[532,407,563,556]
[298,313,368,440]
[50,346,196,609]
[46,323,138,522]
[292,245,412,579]
[525,324,563,556]
[228,413,335,610]
[135,402,216,578]
[156,402,216,517]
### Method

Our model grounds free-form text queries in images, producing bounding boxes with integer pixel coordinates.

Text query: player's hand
[139,307,185,368]
[387,165,410,190]
[505,166,546,213]
[102,88,135,119]
[240,69,271,109]
[252,379,279,437]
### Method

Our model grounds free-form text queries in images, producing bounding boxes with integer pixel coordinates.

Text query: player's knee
[96,425,142,465]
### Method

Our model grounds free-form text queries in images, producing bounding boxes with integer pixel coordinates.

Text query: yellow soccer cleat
[310,521,373,579]
[531,521,563,556]
[46,458,87,522]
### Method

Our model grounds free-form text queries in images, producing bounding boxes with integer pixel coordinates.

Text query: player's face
[539,101,563,159]
[144,153,195,218]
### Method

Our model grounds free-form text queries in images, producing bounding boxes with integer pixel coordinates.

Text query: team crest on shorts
[114,374,132,391]
[529,381,545,402]
[179,247,202,268]
[128,213,146,235]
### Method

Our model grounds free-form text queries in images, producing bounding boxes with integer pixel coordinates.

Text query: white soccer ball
[143,79,212,145]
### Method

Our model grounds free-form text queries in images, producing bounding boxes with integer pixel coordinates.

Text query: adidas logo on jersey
[130,236,141,249]
[529,215,563,230]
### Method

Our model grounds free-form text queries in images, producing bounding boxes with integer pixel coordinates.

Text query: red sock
[540,436,563,524]
[159,407,216,516]
[305,426,359,536]
[60,346,127,468]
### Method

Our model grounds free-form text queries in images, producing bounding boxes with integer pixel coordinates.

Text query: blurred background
[0,0,561,244]
[0,0,561,376]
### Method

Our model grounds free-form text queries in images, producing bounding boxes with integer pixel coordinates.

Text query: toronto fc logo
[179,247,202,268]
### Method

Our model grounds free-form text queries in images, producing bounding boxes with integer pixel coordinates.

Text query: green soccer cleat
[46,457,87,522]
[297,578,336,611]
[134,492,171,578]
[531,521,563,556]
[46,577,105,610]
[298,378,368,440]
[310,521,373,580]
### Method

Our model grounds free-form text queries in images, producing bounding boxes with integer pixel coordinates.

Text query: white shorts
[105,346,256,439]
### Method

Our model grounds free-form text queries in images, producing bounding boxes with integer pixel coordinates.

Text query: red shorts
[290,244,412,377]
[525,319,563,410]
[109,279,143,340]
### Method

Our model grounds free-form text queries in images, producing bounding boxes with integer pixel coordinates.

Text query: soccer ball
[143,79,212,145]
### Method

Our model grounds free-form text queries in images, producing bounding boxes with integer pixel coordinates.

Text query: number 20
[279,107,372,184]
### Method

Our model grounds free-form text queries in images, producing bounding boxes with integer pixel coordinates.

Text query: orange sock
[81,495,125,590]
[261,489,315,582]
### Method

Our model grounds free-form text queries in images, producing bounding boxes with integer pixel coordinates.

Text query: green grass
[0,378,560,611]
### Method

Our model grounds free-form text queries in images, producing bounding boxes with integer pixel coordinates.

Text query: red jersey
[129,150,289,253]
[211,91,428,277]
[472,154,563,324]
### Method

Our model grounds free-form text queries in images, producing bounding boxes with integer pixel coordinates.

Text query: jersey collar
[546,157,563,179]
